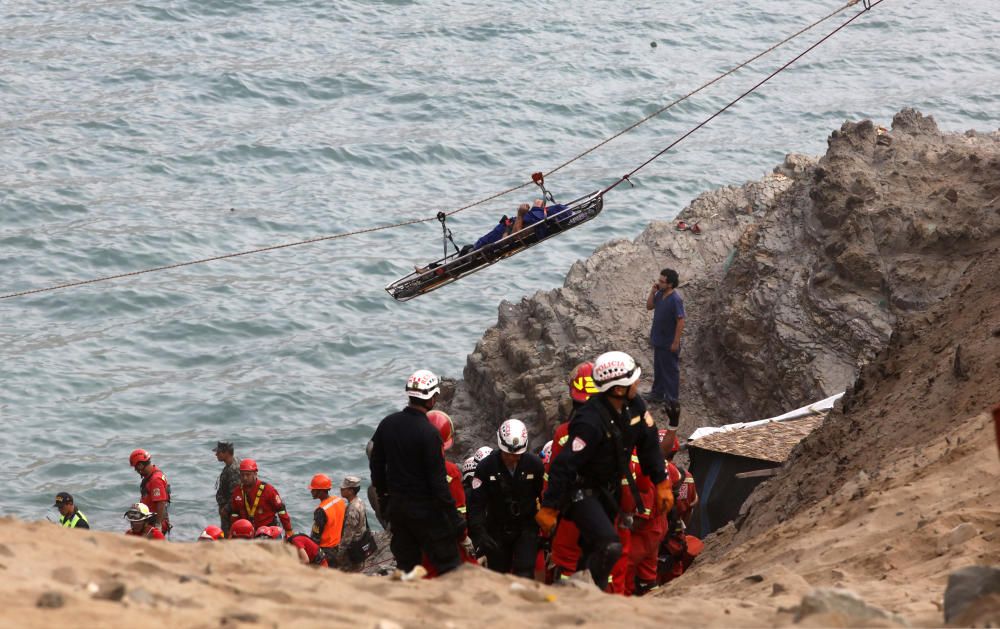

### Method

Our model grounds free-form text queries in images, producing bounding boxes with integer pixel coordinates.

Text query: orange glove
[535,507,560,535]
[656,480,674,515]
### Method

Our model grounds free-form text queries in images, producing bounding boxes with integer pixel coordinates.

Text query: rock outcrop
[446,109,1000,464]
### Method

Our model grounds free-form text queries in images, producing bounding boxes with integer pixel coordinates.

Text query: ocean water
[1,0,997,536]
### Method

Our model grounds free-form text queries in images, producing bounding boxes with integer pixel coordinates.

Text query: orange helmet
[129,449,151,467]
[199,525,224,541]
[426,410,454,451]
[568,362,599,403]
[230,518,254,539]
[309,474,333,491]
[239,458,258,472]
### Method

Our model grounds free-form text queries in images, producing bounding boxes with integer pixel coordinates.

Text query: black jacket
[468,449,544,539]
[542,394,666,510]
[369,406,457,517]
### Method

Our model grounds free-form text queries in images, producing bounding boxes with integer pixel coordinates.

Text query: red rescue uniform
[140,464,171,533]
[546,422,583,578]
[625,453,668,595]
[288,534,328,567]
[126,525,165,540]
[231,481,292,533]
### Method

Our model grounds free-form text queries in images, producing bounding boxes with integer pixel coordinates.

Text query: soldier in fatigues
[336,475,369,572]
[214,441,240,536]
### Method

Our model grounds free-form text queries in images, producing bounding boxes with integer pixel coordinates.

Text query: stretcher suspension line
[0,0,878,301]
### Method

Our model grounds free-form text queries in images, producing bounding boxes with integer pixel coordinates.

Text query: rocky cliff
[445,109,1000,460]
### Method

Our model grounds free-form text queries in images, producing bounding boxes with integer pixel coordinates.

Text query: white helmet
[540,440,553,465]
[473,446,493,463]
[497,418,528,455]
[593,351,641,392]
[405,369,440,400]
[124,502,153,522]
[461,456,477,482]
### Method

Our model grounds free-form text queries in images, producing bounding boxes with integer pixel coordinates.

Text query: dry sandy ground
[1,406,995,628]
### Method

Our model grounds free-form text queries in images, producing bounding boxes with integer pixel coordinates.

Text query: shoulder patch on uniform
[644,411,655,427]
[571,436,587,452]
[630,414,641,425]
[152,488,161,497]
[525,474,534,480]
[471,478,482,489]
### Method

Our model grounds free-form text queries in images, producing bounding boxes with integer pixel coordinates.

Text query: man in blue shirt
[646,268,685,418]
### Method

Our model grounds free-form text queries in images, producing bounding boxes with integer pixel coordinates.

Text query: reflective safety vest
[317,496,347,549]
[60,510,89,528]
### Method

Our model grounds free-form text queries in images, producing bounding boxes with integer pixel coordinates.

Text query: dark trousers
[485,526,538,578]
[567,494,621,587]
[389,501,460,575]
[652,345,680,402]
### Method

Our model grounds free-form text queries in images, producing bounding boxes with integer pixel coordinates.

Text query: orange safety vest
[318,496,347,549]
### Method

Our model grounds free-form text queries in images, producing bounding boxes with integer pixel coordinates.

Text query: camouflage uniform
[336,495,368,572]
[216,458,241,533]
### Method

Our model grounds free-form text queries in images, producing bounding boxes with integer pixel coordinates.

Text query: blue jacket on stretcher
[473,204,567,250]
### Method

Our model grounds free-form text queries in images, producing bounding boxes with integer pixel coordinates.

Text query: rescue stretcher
[385,189,604,301]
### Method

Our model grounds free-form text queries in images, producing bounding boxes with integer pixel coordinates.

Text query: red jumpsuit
[624,455,668,595]
[231,481,292,533]
[547,422,583,578]
[659,462,701,583]
[140,465,171,533]
[609,454,645,595]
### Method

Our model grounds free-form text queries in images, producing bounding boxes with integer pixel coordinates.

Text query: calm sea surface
[1,0,997,535]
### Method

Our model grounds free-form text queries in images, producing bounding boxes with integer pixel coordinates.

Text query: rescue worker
[287,533,328,567]
[213,441,240,536]
[624,445,667,596]
[130,449,171,535]
[468,418,544,578]
[309,473,347,564]
[537,351,672,591]
[546,362,598,582]
[229,518,255,539]
[336,475,369,572]
[198,525,224,541]
[461,456,477,493]
[658,431,702,584]
[423,410,476,574]
[123,502,165,540]
[369,369,465,576]
[53,492,89,529]
[230,458,293,537]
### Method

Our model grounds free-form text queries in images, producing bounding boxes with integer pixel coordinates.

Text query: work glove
[665,401,681,431]
[655,480,674,515]
[535,506,559,535]
[475,533,500,556]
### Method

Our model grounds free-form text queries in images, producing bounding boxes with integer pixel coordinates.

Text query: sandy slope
[1,405,995,628]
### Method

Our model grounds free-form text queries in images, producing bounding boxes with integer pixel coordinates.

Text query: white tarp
[687,391,845,442]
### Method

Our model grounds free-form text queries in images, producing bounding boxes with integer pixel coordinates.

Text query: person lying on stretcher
[457,199,565,256]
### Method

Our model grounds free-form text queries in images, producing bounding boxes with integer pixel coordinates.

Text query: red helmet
[230,518,255,539]
[426,410,454,451]
[239,458,258,472]
[129,449,151,467]
[657,429,681,454]
[255,525,282,539]
[568,362,599,403]
[309,474,332,491]
[199,525,224,541]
